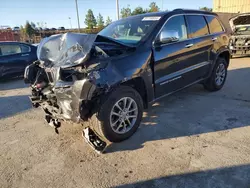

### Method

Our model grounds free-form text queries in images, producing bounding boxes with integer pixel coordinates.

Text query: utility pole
[75,0,81,32]
[116,0,119,20]
[68,17,72,29]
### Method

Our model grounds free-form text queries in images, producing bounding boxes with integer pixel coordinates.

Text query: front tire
[204,57,228,91]
[89,86,143,143]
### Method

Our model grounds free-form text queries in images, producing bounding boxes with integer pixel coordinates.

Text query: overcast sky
[0,0,212,28]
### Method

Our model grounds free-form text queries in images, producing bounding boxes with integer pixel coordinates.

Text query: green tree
[148,2,160,12]
[97,13,104,29]
[132,6,146,15]
[36,21,45,28]
[30,22,36,29]
[105,16,112,25]
[84,9,97,29]
[199,7,212,12]
[24,21,35,38]
[120,5,132,18]
[20,25,26,42]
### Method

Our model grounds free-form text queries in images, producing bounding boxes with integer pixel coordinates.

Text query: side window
[186,15,209,38]
[20,45,31,53]
[160,15,188,41]
[0,44,21,56]
[205,16,224,34]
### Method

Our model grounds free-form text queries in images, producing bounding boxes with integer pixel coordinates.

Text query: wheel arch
[121,77,149,109]
[217,50,230,67]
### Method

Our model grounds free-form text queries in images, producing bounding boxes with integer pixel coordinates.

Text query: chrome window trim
[153,13,225,47]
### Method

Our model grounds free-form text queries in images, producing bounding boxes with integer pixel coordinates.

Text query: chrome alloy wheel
[110,97,138,134]
[215,63,226,86]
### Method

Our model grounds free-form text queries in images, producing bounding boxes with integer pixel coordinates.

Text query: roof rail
[173,8,184,11]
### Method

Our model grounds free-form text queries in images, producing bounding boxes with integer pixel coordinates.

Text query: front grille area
[60,69,74,82]
[45,68,57,83]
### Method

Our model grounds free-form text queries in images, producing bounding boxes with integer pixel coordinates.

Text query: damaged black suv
[24,9,230,152]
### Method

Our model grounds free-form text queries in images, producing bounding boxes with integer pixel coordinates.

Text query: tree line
[85,2,161,29]
[20,2,212,42]
[84,3,212,29]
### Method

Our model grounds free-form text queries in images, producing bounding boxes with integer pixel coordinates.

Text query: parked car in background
[44,28,50,31]
[229,13,250,57]
[32,43,39,47]
[24,9,230,152]
[58,27,65,31]
[51,28,57,31]
[0,42,37,79]
[13,26,20,31]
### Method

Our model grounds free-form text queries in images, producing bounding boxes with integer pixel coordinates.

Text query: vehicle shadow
[0,95,32,119]
[0,78,27,91]
[114,164,250,188]
[106,66,250,153]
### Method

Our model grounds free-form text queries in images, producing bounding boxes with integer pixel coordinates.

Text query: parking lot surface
[0,58,250,188]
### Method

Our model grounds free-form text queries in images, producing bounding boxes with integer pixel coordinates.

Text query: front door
[153,15,196,98]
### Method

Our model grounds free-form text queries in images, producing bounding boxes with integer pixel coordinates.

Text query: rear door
[19,44,33,67]
[0,43,31,78]
[205,15,227,63]
[185,15,213,80]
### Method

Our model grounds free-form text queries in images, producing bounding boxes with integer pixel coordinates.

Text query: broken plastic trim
[45,115,61,134]
[82,127,107,154]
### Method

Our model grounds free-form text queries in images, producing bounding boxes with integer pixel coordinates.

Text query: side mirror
[159,30,180,44]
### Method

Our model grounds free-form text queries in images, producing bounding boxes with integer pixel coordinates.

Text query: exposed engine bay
[229,13,250,56]
[24,33,135,152]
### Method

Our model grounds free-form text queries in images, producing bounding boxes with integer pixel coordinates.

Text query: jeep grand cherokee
[24,9,230,152]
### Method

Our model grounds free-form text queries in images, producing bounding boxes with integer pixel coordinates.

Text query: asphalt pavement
[0,58,250,188]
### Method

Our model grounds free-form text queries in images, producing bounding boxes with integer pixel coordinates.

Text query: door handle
[185,43,193,48]
[212,37,217,41]
[21,54,29,57]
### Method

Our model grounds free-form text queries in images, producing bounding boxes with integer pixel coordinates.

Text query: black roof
[122,9,217,20]
[0,41,34,46]
[175,9,217,16]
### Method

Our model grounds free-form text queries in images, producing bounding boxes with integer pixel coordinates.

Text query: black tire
[87,86,143,143]
[204,57,228,91]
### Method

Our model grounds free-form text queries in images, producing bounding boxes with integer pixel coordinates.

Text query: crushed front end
[24,33,129,153]
[25,33,103,124]
[229,13,250,56]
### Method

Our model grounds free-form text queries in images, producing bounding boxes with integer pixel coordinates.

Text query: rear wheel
[87,86,143,143]
[204,57,228,91]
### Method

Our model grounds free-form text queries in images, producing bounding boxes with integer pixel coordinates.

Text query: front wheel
[89,86,143,143]
[204,57,228,91]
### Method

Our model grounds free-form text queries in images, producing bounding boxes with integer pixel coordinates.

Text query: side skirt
[150,78,205,104]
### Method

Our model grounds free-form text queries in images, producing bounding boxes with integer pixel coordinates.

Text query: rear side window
[186,15,209,38]
[205,16,224,34]
[161,15,188,41]
[20,45,31,53]
[0,44,21,56]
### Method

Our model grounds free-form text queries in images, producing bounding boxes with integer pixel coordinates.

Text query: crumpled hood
[37,33,97,68]
[230,13,250,32]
